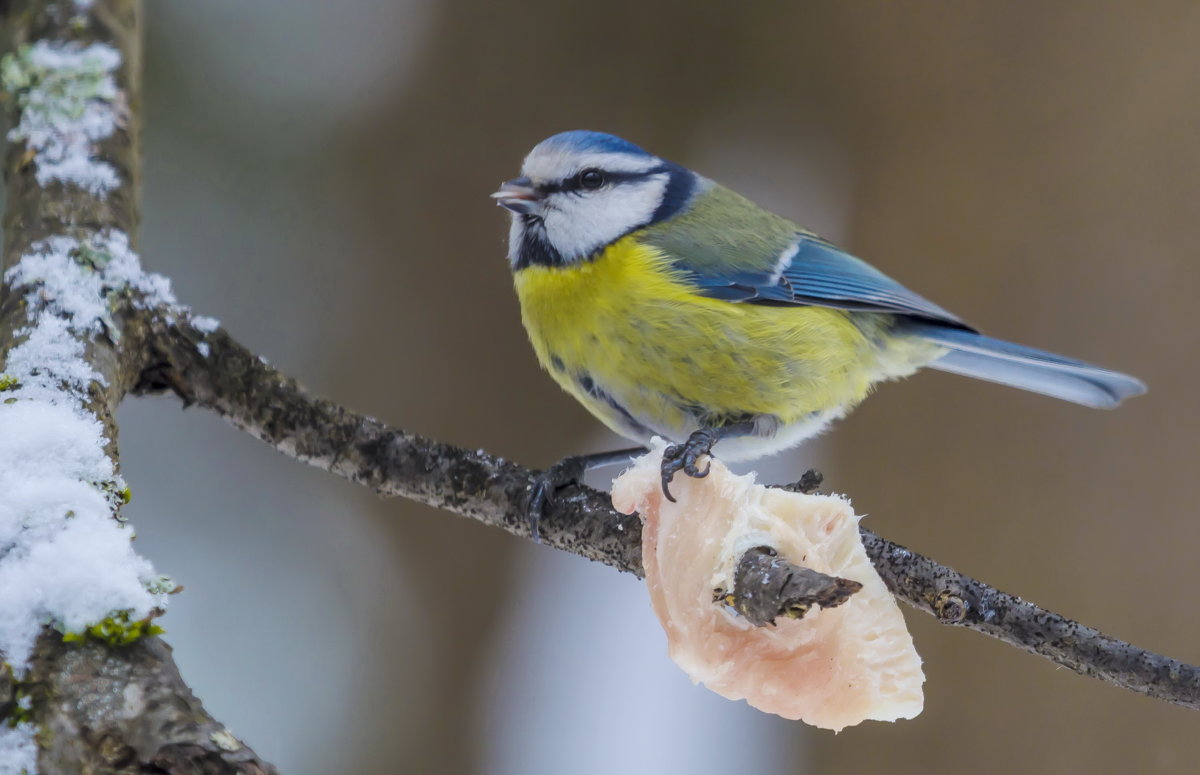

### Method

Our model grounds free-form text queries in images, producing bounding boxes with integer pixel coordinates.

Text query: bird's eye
[578,168,606,190]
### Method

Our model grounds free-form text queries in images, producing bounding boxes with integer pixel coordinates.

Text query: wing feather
[636,183,971,328]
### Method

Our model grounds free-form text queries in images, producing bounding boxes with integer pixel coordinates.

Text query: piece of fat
[611,443,924,731]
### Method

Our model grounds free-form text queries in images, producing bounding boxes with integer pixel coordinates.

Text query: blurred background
[109,1,1199,772]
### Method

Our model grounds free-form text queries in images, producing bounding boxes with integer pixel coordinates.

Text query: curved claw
[526,457,588,543]
[525,479,554,541]
[660,429,719,501]
[660,457,684,503]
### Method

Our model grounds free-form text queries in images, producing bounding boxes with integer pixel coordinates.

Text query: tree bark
[0,1,277,771]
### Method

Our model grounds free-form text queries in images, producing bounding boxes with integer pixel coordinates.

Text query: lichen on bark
[0,1,277,771]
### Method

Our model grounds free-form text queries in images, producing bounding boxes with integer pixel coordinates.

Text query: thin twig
[863,529,1200,708]
[136,311,1200,711]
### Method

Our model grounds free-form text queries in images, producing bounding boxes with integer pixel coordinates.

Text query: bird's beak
[491,176,541,214]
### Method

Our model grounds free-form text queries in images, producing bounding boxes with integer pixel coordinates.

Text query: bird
[492,130,1145,534]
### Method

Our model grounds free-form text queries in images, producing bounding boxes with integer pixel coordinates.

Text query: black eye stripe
[539,164,669,195]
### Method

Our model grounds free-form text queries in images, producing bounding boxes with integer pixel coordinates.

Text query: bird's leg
[527,447,646,543]
[660,428,722,502]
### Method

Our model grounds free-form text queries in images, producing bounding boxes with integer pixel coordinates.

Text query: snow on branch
[3,39,123,193]
[0,1,276,771]
[0,233,174,672]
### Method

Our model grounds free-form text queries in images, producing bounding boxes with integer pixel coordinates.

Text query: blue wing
[692,240,1146,407]
[690,233,974,330]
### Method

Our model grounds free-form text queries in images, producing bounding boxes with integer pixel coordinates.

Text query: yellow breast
[513,236,895,438]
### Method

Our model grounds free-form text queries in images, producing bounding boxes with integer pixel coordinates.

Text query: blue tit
[492,130,1145,522]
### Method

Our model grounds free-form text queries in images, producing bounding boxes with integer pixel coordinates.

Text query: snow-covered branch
[0,1,276,772]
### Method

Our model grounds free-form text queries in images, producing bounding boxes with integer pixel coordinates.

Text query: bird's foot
[527,447,647,542]
[660,429,720,502]
[526,455,591,543]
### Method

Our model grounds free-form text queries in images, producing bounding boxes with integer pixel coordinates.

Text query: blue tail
[903,322,1146,409]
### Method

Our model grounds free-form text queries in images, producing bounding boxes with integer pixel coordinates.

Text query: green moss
[6,688,32,728]
[0,375,17,391]
[2,664,32,730]
[62,611,163,646]
[97,478,133,513]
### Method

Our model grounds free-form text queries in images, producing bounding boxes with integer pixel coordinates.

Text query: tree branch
[25,632,275,774]
[134,316,645,568]
[136,311,1200,711]
[862,529,1200,708]
[0,1,277,771]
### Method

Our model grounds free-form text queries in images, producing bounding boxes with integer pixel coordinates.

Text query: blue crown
[539,130,651,157]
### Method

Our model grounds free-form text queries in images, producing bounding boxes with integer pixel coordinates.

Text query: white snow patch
[25,41,118,74]
[35,150,119,193]
[0,232,173,671]
[0,723,37,775]
[5,231,179,320]
[192,315,220,333]
[0,402,160,667]
[3,316,103,403]
[5,40,122,194]
[97,231,177,308]
[6,238,109,332]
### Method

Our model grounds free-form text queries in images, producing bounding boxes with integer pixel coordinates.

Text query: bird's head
[493,130,697,268]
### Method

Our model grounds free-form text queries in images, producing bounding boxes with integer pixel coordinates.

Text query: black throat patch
[513,216,565,269]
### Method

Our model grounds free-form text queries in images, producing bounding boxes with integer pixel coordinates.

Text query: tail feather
[903,321,1146,409]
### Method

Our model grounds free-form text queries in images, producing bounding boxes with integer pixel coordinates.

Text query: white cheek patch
[543,174,668,260]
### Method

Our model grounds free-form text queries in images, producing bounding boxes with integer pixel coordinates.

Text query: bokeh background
[110,1,1200,772]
